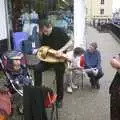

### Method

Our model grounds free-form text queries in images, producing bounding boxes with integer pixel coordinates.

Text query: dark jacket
[109,72,120,95]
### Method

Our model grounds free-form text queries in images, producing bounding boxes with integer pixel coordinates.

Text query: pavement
[56,26,120,120]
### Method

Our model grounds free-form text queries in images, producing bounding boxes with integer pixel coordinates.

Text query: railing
[110,23,120,41]
[96,23,110,32]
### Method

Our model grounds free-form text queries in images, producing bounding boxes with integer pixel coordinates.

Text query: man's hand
[55,51,64,58]
[78,66,84,70]
[55,50,68,60]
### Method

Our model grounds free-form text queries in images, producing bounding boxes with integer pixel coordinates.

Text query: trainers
[56,100,63,108]
[95,82,100,89]
[67,86,72,93]
[71,84,78,89]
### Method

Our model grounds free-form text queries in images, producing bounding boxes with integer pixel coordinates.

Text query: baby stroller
[0,51,33,115]
[0,51,58,120]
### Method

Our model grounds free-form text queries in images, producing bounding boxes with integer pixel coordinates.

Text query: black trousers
[23,86,48,120]
[86,69,104,86]
[34,62,65,102]
[110,93,120,120]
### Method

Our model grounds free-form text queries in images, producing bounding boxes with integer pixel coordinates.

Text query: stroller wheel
[17,104,24,115]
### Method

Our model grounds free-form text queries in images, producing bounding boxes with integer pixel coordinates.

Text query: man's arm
[55,28,73,58]
[96,51,101,69]
[58,32,74,52]
[55,38,73,59]
[58,39,73,52]
[110,55,120,69]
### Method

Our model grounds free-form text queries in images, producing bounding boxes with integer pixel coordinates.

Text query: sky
[112,0,120,12]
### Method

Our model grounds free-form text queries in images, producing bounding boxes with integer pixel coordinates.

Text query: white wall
[0,0,7,40]
[74,0,86,48]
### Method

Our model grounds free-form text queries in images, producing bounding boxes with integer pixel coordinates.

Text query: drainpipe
[74,0,86,49]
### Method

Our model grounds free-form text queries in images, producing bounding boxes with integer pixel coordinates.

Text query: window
[101,0,104,4]
[100,9,104,14]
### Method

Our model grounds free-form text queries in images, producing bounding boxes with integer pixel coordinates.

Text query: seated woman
[84,42,104,89]
[109,53,120,120]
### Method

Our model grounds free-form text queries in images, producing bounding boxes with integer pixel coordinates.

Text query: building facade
[85,0,113,24]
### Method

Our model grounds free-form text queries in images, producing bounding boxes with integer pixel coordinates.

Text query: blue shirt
[84,49,101,69]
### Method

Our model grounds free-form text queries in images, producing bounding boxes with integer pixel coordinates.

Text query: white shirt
[66,51,81,69]
[30,11,38,20]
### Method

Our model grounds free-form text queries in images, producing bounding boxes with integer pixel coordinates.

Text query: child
[65,47,85,93]
[3,51,32,89]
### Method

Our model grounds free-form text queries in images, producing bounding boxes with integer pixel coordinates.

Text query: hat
[37,46,66,63]
[5,51,23,60]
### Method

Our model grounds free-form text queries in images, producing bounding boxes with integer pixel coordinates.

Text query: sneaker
[56,100,63,108]
[91,84,95,89]
[95,82,100,89]
[67,86,72,93]
[71,84,78,89]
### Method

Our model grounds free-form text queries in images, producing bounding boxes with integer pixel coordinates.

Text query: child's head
[6,59,21,72]
[73,47,85,57]
[12,59,21,71]
[4,51,23,72]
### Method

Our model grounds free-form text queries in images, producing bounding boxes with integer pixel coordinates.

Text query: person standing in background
[21,10,30,34]
[29,9,39,35]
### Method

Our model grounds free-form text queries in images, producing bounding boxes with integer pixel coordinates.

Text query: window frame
[100,9,104,15]
[101,0,104,4]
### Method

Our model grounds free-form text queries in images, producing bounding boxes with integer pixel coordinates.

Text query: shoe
[91,85,95,89]
[96,82,100,89]
[71,84,78,89]
[67,86,72,93]
[91,83,95,89]
[56,100,63,108]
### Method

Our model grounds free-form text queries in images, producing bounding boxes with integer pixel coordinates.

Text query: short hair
[39,19,52,29]
[90,42,98,49]
[73,47,85,56]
